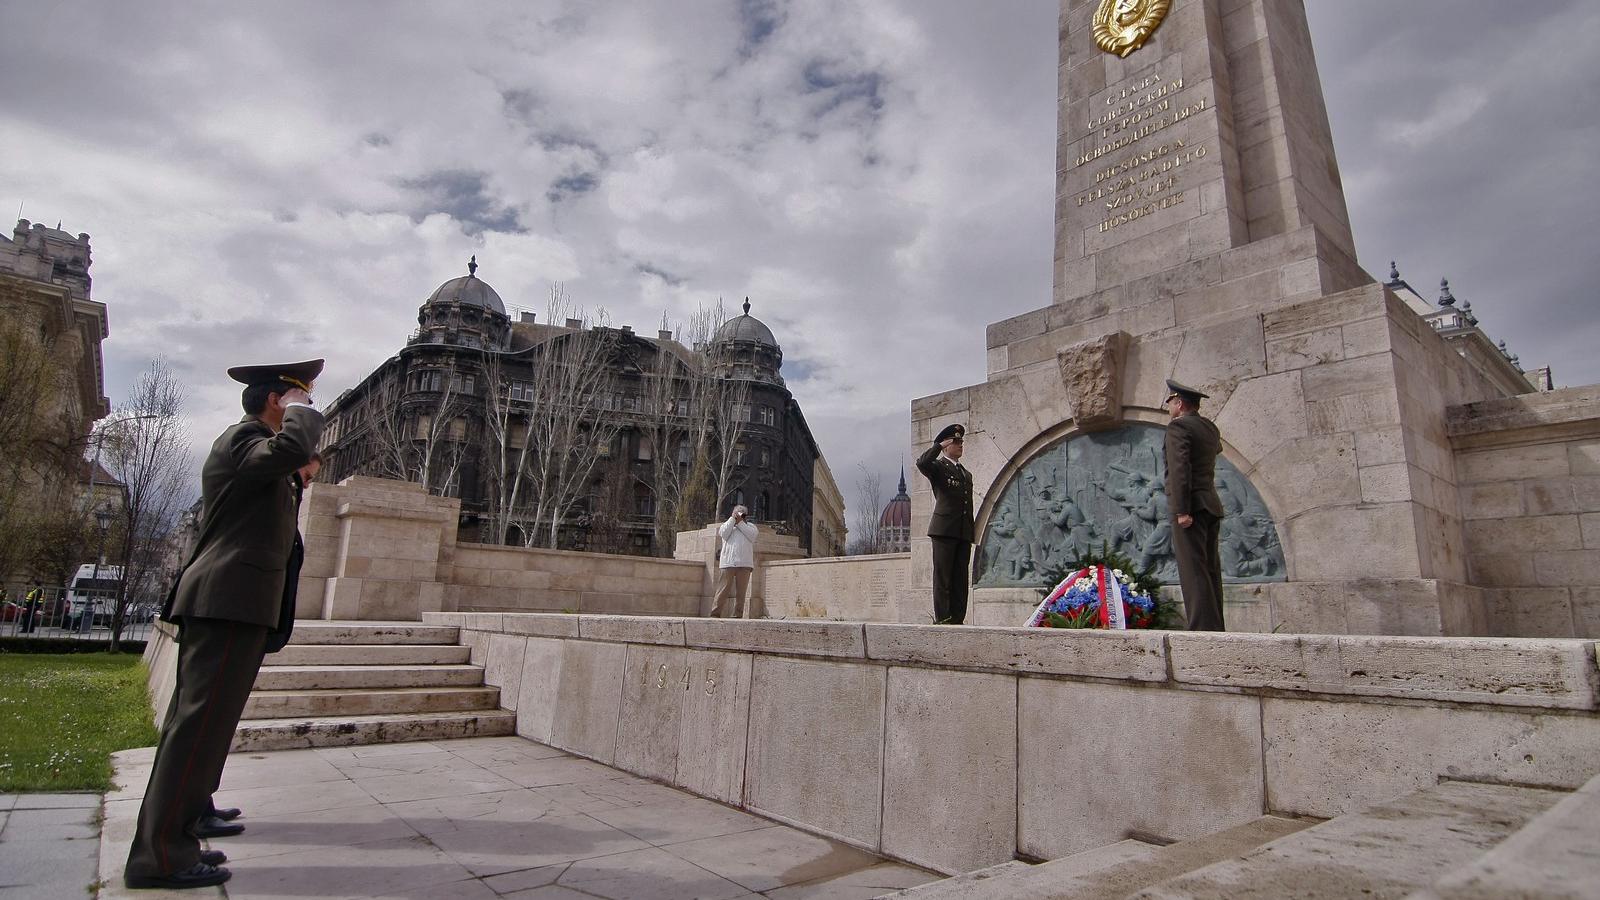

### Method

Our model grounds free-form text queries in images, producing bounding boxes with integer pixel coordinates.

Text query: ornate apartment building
[319,261,845,557]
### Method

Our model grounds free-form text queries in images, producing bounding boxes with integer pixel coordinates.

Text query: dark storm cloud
[634,261,686,287]
[400,170,525,235]
[548,172,600,203]
[737,0,786,55]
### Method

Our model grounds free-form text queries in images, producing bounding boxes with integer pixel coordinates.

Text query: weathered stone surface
[685,618,866,658]
[881,668,1017,874]
[1018,678,1264,858]
[744,658,884,848]
[1057,332,1128,427]
[578,615,686,646]
[1144,781,1563,900]
[676,650,754,805]
[1262,698,1600,818]
[1418,773,1600,900]
[514,637,565,744]
[483,635,527,711]
[613,644,687,782]
[1169,633,1598,709]
[549,640,626,765]
[865,624,1168,681]
[501,614,580,638]
[1213,371,1307,463]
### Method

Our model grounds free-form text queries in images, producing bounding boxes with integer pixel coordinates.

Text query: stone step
[1406,774,1600,900]
[267,643,471,666]
[288,622,461,645]
[880,817,1310,900]
[231,709,518,752]
[1124,781,1566,900]
[252,664,484,691]
[242,685,500,719]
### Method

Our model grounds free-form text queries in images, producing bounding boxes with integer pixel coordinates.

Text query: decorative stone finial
[1438,278,1455,307]
[1387,261,1400,283]
[1498,339,1509,354]
[1461,300,1477,325]
[468,255,478,277]
[743,297,751,316]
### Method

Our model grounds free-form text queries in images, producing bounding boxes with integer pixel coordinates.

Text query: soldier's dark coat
[917,441,974,624]
[1164,412,1226,631]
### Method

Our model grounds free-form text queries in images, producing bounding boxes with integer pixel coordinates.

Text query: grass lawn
[0,652,158,792]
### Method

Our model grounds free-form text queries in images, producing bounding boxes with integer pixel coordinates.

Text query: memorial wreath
[1027,547,1177,630]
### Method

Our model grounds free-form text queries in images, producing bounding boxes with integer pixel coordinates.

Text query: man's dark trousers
[125,618,267,882]
[1173,510,1224,631]
[930,536,970,625]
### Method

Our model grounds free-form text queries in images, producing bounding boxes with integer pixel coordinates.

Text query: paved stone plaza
[94,736,934,900]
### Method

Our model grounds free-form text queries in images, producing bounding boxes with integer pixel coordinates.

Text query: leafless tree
[849,464,886,555]
[101,359,192,650]
[364,362,470,496]
[491,286,627,549]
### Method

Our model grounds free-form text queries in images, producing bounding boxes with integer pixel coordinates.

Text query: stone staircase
[880,778,1594,899]
[231,621,516,751]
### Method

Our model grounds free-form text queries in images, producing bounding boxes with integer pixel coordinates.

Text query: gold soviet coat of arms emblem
[1094,0,1171,58]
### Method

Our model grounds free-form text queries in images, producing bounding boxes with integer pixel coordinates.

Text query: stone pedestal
[299,476,459,621]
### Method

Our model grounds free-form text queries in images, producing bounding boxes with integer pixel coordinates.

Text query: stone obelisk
[910,0,1529,635]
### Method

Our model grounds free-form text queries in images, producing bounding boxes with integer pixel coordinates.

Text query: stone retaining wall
[761,553,915,620]
[1450,386,1600,638]
[431,612,1600,875]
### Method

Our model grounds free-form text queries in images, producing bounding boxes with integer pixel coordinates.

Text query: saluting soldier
[124,359,325,891]
[917,423,975,625]
[1162,379,1227,631]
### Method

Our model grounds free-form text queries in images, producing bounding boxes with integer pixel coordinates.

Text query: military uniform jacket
[917,444,975,543]
[1163,413,1225,519]
[167,406,325,628]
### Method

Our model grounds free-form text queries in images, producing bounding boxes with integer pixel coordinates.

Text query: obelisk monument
[910,0,1527,635]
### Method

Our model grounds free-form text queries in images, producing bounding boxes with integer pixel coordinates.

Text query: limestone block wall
[448,543,705,617]
[673,523,808,618]
[434,612,1600,875]
[761,553,915,620]
[1449,386,1600,637]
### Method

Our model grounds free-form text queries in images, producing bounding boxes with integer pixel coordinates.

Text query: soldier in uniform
[124,360,325,890]
[916,423,974,624]
[1162,379,1226,631]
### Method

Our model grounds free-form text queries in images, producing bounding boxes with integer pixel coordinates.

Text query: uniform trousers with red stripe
[125,617,267,880]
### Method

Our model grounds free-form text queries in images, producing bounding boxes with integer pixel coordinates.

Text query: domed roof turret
[879,467,911,528]
[713,298,779,349]
[425,256,506,316]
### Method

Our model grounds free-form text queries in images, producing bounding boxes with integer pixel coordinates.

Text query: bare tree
[101,359,192,650]
[496,287,628,549]
[708,373,753,519]
[364,362,469,496]
[638,304,725,551]
[849,464,885,555]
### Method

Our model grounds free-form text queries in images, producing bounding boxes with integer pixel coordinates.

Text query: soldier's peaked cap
[934,423,965,443]
[1164,379,1208,401]
[227,359,324,392]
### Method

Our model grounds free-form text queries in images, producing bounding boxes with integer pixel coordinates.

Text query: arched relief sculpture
[975,423,1285,587]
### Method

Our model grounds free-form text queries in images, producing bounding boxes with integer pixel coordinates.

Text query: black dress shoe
[200,849,227,865]
[211,806,243,821]
[193,815,245,838]
[125,862,232,890]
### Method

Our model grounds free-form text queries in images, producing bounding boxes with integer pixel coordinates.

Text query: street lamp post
[86,504,112,634]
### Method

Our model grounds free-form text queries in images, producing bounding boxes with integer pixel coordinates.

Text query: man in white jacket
[715,505,758,618]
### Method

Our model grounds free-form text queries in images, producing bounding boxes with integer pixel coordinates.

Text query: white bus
[65,564,123,629]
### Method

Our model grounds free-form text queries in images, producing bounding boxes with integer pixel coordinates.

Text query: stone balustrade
[429,612,1600,875]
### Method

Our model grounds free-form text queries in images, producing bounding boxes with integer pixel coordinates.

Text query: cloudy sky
[3,0,1596,525]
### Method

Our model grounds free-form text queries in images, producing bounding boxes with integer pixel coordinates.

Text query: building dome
[879,468,911,528]
[425,256,506,316]
[712,298,779,349]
